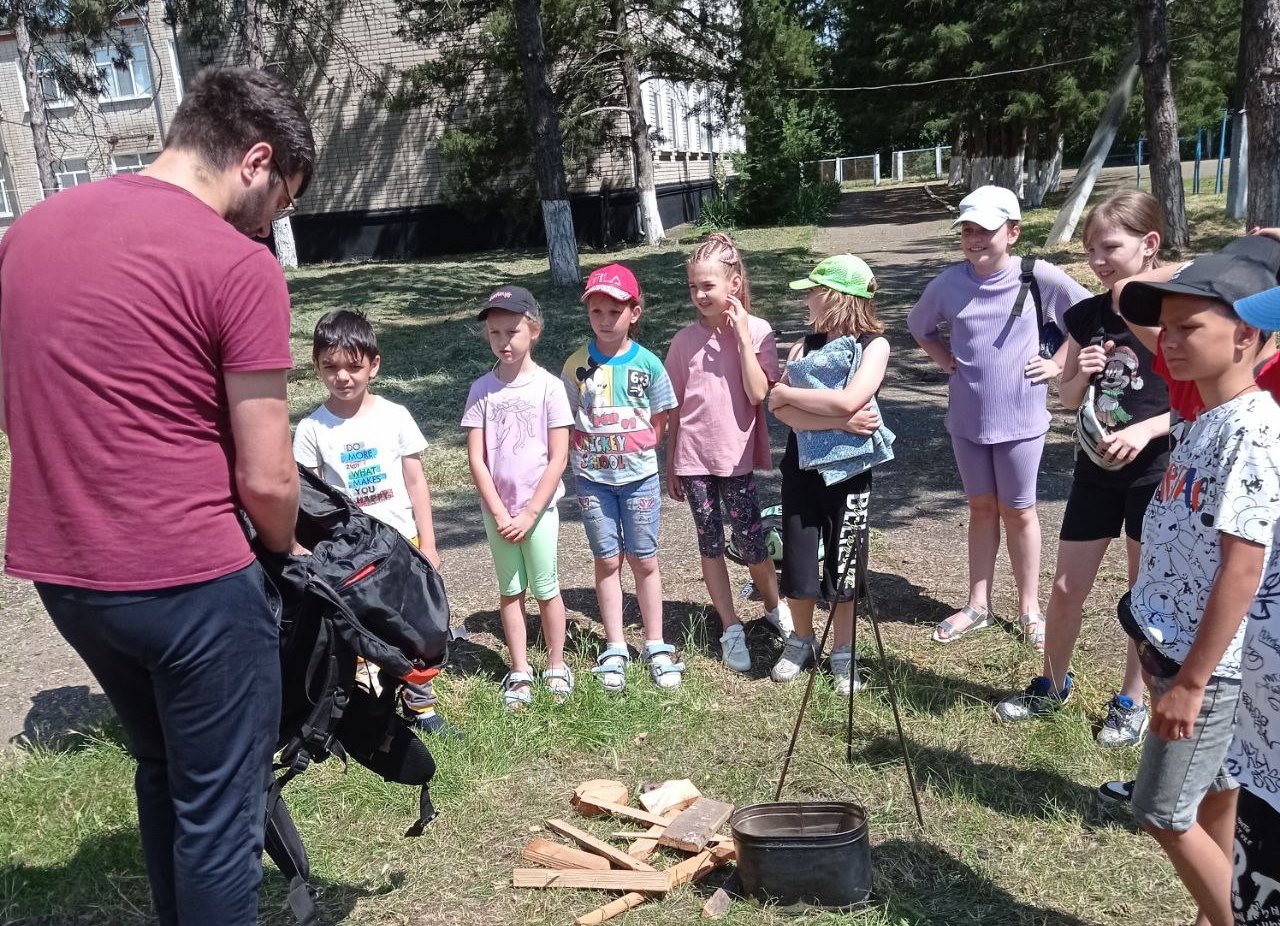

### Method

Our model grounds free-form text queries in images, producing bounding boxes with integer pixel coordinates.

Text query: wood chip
[512,869,670,891]
[588,800,670,827]
[571,780,630,816]
[701,887,733,919]
[658,798,734,853]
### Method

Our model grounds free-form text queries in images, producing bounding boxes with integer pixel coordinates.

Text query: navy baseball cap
[478,285,540,320]
[1119,236,1280,327]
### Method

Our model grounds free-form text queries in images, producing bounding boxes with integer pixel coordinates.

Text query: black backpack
[253,466,451,924]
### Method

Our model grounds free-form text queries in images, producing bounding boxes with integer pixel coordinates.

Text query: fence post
[1193,126,1202,194]
[1136,137,1143,189]
[873,154,880,186]
[836,157,844,184]
[893,150,903,183]
[934,145,943,178]
[1215,107,1228,195]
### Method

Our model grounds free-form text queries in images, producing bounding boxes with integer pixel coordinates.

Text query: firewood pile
[512,778,738,923]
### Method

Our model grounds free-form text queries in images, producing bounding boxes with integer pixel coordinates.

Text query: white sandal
[501,670,534,710]
[643,642,685,690]
[591,644,630,693]
[542,665,575,704]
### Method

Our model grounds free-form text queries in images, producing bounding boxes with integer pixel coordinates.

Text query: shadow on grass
[0,826,386,926]
[873,838,1097,925]
[857,734,1132,831]
[11,685,121,753]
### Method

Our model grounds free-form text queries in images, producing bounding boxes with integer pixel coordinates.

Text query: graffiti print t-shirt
[562,340,677,486]
[1130,391,1280,680]
[294,395,428,540]
[461,364,574,516]
[1229,540,1280,813]
[1063,292,1170,487]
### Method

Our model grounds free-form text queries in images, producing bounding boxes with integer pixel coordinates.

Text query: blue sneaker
[1096,694,1148,748]
[993,674,1072,722]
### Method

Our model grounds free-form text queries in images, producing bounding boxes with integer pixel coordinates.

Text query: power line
[787,54,1100,92]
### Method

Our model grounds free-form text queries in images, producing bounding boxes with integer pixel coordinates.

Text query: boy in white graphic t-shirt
[1117,251,1280,926]
[294,309,457,737]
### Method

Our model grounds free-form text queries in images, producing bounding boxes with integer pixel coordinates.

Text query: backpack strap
[1011,255,1047,327]
[264,775,320,926]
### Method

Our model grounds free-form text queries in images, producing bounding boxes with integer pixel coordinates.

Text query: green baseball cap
[789,254,876,298]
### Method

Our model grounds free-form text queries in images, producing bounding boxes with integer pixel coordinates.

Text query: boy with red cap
[562,264,684,690]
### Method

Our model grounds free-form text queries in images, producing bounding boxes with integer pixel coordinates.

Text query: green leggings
[483,506,561,600]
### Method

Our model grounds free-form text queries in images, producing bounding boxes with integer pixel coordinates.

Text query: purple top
[908,259,1090,443]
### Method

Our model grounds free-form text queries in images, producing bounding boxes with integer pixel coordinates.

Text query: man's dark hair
[166,67,316,197]
[312,310,378,363]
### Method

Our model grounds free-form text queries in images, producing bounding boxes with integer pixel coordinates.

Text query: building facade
[0,4,742,260]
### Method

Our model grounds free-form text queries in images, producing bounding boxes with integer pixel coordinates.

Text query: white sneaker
[830,646,863,698]
[762,600,795,637]
[719,624,752,673]
[770,633,816,683]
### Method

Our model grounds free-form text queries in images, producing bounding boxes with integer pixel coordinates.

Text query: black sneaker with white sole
[1097,779,1134,804]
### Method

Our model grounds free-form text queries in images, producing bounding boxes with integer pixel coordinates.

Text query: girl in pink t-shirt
[665,233,789,675]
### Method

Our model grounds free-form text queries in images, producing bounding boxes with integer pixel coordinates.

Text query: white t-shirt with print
[1131,391,1280,680]
[293,395,428,540]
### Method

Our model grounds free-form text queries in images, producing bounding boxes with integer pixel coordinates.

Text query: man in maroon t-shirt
[0,68,313,926]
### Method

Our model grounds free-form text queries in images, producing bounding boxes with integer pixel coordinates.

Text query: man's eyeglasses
[270,157,297,222]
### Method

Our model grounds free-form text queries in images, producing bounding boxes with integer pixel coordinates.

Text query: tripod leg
[774,604,835,803]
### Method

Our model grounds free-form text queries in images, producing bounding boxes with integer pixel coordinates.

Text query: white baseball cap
[951,185,1022,230]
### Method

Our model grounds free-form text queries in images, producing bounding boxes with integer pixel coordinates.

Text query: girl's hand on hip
[1024,356,1061,385]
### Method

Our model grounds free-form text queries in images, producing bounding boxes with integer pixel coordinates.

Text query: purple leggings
[950,433,1045,509]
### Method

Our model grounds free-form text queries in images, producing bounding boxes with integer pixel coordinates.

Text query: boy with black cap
[1226,280,1280,926]
[1115,253,1280,926]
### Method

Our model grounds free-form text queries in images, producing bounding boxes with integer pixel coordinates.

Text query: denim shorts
[1131,674,1240,832]
[576,474,661,560]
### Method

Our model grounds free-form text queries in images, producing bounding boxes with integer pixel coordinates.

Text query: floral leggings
[679,473,767,563]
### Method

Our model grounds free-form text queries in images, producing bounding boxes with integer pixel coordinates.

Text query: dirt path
[0,182,1125,750]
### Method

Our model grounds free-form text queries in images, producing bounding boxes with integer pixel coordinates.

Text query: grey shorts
[1131,674,1240,832]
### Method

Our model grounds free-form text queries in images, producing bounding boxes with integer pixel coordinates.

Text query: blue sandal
[591,644,630,693]
[501,670,534,710]
[643,642,685,690]
[542,665,575,704]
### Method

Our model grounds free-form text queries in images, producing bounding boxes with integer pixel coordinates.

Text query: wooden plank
[574,848,729,925]
[589,800,671,828]
[545,819,657,872]
[658,798,735,853]
[512,869,670,891]
[571,780,630,817]
[628,807,680,861]
[521,838,610,871]
[701,887,733,919]
[637,779,701,816]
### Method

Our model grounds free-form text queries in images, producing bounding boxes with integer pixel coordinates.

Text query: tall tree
[1135,0,1188,249]
[1242,0,1280,227]
[611,0,663,244]
[512,0,579,284]
[8,7,57,198]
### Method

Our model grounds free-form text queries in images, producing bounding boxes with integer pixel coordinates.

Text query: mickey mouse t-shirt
[1131,391,1280,680]
[561,340,676,486]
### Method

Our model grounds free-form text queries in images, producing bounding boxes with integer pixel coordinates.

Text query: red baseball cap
[582,263,641,303]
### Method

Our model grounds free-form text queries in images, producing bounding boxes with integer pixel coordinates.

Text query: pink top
[461,364,574,516]
[665,317,780,477]
[1,175,292,591]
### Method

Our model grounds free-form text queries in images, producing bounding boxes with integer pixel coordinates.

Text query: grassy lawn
[0,196,1236,924]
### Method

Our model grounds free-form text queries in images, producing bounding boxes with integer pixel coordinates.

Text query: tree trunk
[513,0,580,286]
[1243,0,1280,228]
[1226,1,1250,220]
[1025,124,1063,207]
[611,0,663,245]
[1136,0,1189,249]
[948,127,966,187]
[1024,124,1042,205]
[1046,46,1139,247]
[11,11,58,198]
[1047,132,1064,193]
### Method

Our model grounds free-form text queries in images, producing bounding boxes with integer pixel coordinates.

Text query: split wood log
[585,800,670,827]
[657,798,734,852]
[512,869,670,891]
[637,779,701,816]
[520,838,610,871]
[701,887,733,919]
[573,845,731,925]
[571,780,630,817]
[545,819,656,872]
[627,807,681,861]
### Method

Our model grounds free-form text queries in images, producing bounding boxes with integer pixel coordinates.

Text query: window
[55,158,92,190]
[166,40,183,101]
[94,44,152,99]
[0,176,15,218]
[111,152,158,174]
[668,97,681,150]
[37,56,72,106]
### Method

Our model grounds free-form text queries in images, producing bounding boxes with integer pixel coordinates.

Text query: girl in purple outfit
[907,186,1089,646]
